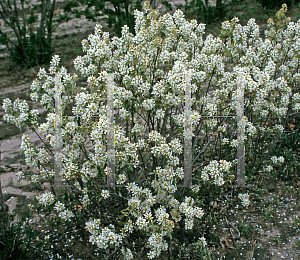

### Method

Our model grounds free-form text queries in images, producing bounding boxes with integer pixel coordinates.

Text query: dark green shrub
[255,0,300,10]
[9,31,54,69]
[0,208,46,260]
[67,0,181,38]
[179,0,246,25]
[0,0,81,69]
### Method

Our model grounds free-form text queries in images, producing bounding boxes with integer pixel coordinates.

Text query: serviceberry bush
[2,2,300,259]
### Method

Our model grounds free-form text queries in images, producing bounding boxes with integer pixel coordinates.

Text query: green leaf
[121,207,130,216]
[168,231,172,239]
[150,224,159,229]
[63,1,80,12]
[129,131,135,138]
[26,10,38,25]
[64,192,69,202]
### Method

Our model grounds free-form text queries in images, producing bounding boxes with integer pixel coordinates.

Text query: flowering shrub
[2,2,300,258]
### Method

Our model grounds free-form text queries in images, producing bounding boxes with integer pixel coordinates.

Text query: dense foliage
[255,0,300,10]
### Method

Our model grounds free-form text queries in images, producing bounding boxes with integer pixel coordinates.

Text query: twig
[228,221,240,239]
[224,216,236,247]
[34,129,54,157]
[219,203,229,214]
[220,240,224,248]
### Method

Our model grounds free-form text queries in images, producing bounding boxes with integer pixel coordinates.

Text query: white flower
[194,206,204,219]
[142,98,155,111]
[238,193,250,207]
[59,209,75,221]
[54,201,66,212]
[201,160,232,186]
[155,108,165,119]
[147,233,168,259]
[16,171,24,181]
[36,148,49,165]
[136,216,147,229]
[131,122,145,135]
[222,138,230,145]
[122,219,134,234]
[198,236,207,247]
[49,55,60,73]
[121,247,133,260]
[270,156,278,164]
[191,185,200,193]
[168,138,183,154]
[274,124,284,132]
[167,155,179,166]
[176,167,184,180]
[230,139,238,148]
[36,192,55,207]
[101,190,110,199]
[264,165,273,172]
[37,68,47,80]
[117,173,127,185]
[2,98,13,112]
[185,217,194,230]
[277,156,284,163]
[31,174,40,184]
[128,197,141,209]
[149,131,165,143]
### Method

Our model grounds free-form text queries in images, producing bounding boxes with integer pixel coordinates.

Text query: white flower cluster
[126,183,156,218]
[81,194,91,205]
[147,233,168,259]
[19,135,41,168]
[238,193,250,208]
[198,236,207,247]
[101,190,110,199]
[179,197,204,230]
[40,169,55,179]
[222,137,230,145]
[270,156,285,164]
[31,174,40,184]
[142,98,156,111]
[86,220,123,249]
[131,121,145,135]
[121,219,134,235]
[121,247,134,260]
[136,216,147,229]
[264,165,273,172]
[154,206,175,234]
[2,98,39,130]
[116,173,127,185]
[58,209,75,222]
[201,160,232,186]
[155,108,165,119]
[16,171,25,182]
[36,192,55,207]
[49,55,60,73]
[79,161,96,180]
[54,201,66,212]
[151,166,184,197]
